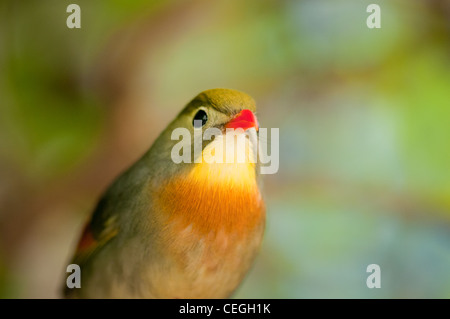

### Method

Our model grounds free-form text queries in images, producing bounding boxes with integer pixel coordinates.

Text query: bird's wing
[71,197,120,267]
[63,196,120,298]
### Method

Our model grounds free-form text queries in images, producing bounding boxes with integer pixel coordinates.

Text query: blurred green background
[0,0,449,298]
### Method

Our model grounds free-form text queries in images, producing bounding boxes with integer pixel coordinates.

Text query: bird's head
[177,88,258,132]
[146,88,261,186]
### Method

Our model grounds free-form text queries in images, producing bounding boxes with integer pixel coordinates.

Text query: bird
[64,88,265,298]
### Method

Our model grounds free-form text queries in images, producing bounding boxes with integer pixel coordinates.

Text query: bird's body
[64,89,265,298]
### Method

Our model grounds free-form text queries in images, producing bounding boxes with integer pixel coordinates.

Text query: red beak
[225,109,259,131]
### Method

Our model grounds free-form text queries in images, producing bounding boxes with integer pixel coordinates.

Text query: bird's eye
[193,109,208,128]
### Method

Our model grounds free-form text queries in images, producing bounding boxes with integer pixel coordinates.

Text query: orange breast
[155,160,264,238]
